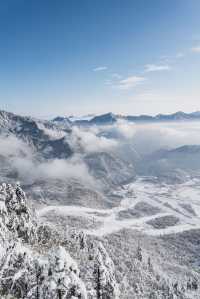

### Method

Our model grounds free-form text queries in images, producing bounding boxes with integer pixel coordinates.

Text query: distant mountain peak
[90,112,118,124]
[83,110,200,125]
[53,116,71,122]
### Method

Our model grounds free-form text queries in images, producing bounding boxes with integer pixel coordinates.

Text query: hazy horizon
[2,108,200,121]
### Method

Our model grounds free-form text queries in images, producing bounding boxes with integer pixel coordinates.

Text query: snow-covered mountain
[56,111,200,126]
[0,110,136,207]
[0,110,73,159]
[137,145,200,181]
[1,109,200,298]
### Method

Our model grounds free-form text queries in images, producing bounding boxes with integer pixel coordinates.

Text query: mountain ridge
[52,110,200,126]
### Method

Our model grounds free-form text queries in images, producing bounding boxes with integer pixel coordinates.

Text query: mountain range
[1,109,200,298]
[53,111,200,126]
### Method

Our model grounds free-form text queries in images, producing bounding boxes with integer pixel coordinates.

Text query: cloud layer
[116,76,145,90]
[93,66,108,72]
[144,64,171,72]
[1,121,200,186]
[191,46,200,53]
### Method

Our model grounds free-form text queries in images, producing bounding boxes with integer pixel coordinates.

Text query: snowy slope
[38,176,200,237]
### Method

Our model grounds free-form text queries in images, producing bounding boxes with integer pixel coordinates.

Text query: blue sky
[0,0,200,117]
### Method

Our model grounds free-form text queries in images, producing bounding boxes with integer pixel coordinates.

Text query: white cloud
[12,155,96,186]
[116,76,145,90]
[130,122,200,155]
[37,157,95,185]
[144,64,171,72]
[111,73,122,79]
[114,120,136,139]
[176,52,185,58]
[191,46,200,53]
[74,121,200,157]
[71,126,118,153]
[93,66,108,72]
[3,121,200,186]
[101,120,136,140]
[0,135,32,158]
[105,80,112,85]
[0,134,95,186]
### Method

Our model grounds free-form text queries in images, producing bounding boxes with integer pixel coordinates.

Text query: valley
[38,176,200,238]
[1,110,200,298]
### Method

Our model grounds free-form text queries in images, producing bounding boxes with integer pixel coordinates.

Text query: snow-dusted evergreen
[0,183,86,298]
[0,183,119,299]
[93,242,119,299]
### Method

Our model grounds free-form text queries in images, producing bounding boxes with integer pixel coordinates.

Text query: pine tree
[0,183,88,299]
[136,243,142,262]
[147,257,153,272]
[94,264,102,299]
[93,242,119,299]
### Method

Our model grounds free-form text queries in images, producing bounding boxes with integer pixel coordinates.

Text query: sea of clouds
[1,120,200,184]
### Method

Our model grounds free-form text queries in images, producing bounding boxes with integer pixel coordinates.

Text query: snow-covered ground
[38,176,200,237]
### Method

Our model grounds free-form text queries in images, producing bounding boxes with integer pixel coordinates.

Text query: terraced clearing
[38,176,200,237]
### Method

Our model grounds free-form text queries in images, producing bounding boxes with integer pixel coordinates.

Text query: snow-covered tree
[44,246,87,299]
[4,182,36,243]
[0,183,88,299]
[136,243,142,262]
[94,242,119,299]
